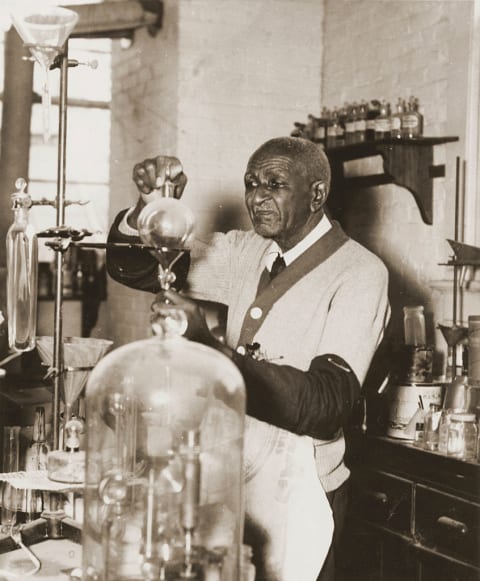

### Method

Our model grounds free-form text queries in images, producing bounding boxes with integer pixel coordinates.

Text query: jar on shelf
[446,412,478,461]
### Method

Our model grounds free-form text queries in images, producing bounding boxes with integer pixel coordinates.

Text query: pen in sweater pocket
[327,357,351,373]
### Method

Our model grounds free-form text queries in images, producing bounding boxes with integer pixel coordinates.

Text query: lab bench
[342,431,480,581]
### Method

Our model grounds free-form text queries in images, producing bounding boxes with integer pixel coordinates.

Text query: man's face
[244,152,316,250]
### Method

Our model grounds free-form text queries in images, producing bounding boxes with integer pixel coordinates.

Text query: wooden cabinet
[341,433,480,581]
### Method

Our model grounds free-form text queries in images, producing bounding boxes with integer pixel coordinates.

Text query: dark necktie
[270,253,286,279]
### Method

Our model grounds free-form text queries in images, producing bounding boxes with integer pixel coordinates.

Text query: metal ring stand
[0,43,82,555]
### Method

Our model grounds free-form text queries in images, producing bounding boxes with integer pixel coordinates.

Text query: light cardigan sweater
[185,220,390,492]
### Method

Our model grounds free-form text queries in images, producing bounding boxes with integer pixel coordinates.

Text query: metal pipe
[52,43,70,451]
[451,157,461,374]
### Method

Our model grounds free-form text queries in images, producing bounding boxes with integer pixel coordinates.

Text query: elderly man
[106,137,390,581]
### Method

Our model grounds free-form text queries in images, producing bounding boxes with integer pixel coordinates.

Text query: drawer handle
[436,515,469,535]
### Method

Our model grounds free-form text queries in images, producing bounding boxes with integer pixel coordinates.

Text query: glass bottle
[25,406,50,471]
[423,403,441,451]
[314,107,329,147]
[391,98,404,139]
[446,413,478,461]
[413,421,424,447]
[1,426,21,531]
[365,100,381,142]
[438,408,461,455]
[48,418,85,484]
[344,103,356,145]
[6,178,38,352]
[402,96,423,139]
[374,99,391,140]
[354,100,367,143]
[24,406,50,521]
[336,106,347,146]
[326,109,338,149]
[403,305,426,346]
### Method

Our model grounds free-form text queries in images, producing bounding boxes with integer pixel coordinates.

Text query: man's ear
[310,180,327,212]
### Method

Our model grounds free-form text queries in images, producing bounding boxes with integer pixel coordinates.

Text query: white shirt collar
[264,214,332,271]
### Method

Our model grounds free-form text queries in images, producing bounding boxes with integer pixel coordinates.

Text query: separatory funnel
[137,169,195,336]
[10,4,79,141]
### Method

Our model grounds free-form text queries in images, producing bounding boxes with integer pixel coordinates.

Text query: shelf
[324,136,459,225]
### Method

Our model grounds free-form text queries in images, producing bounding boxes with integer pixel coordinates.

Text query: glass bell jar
[82,324,246,580]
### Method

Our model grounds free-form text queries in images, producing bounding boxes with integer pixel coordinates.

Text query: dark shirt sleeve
[106,209,190,293]
[232,351,361,440]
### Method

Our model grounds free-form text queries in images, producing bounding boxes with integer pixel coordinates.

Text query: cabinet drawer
[414,484,480,568]
[350,470,412,535]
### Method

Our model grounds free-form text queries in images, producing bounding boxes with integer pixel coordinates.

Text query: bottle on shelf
[374,99,391,140]
[312,115,325,146]
[365,100,381,142]
[354,100,367,143]
[290,121,307,138]
[401,95,423,138]
[344,103,356,145]
[390,98,404,139]
[316,106,329,147]
[326,109,338,149]
[336,106,347,147]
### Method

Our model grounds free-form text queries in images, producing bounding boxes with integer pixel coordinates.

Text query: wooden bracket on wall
[325,137,459,225]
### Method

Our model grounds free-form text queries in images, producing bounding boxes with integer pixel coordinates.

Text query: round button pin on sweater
[250,307,263,319]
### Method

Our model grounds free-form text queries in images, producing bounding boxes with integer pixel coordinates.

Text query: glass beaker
[1,426,20,531]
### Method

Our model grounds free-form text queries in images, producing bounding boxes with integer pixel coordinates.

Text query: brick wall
[105,0,325,345]
[322,0,479,376]
[103,0,479,378]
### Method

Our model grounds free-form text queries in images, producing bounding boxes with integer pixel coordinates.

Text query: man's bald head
[248,137,331,195]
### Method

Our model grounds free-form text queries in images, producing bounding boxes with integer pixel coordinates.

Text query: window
[27,37,112,262]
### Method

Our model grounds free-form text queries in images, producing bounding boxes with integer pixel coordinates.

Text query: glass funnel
[82,333,246,580]
[36,336,113,427]
[438,323,468,380]
[10,4,79,141]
